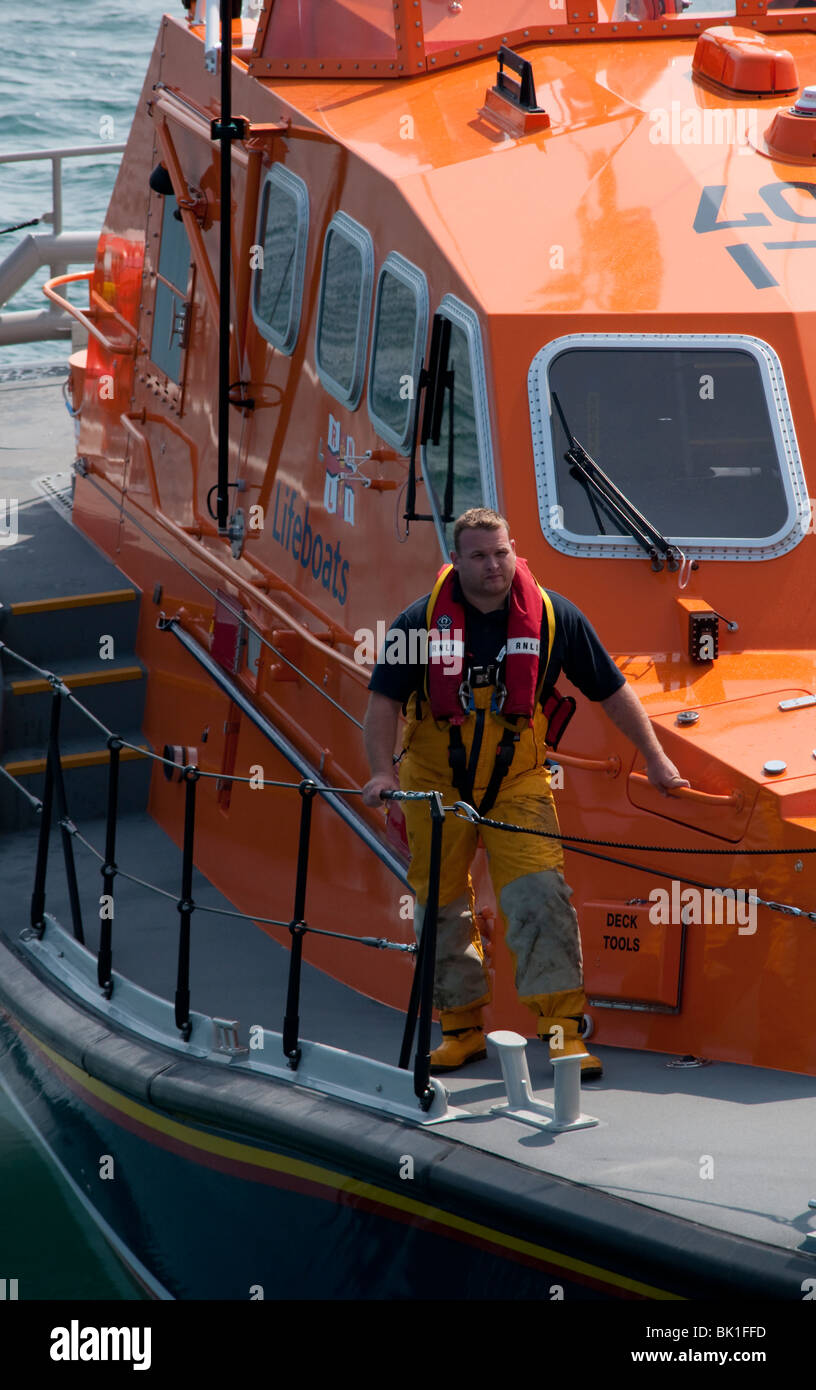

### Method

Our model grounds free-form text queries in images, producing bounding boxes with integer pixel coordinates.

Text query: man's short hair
[453,507,511,552]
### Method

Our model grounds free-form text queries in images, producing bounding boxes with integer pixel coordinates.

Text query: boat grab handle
[630,771,743,810]
[43,271,137,357]
[549,751,620,776]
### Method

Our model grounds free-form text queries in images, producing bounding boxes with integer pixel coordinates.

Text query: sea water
[0,1078,148,1300]
[0,0,170,367]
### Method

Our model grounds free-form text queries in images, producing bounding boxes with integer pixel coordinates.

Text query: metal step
[2,656,146,751]
[0,731,152,832]
[0,589,139,666]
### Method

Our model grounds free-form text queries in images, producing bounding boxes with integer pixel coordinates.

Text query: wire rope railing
[0,641,441,1105]
[2,638,816,1110]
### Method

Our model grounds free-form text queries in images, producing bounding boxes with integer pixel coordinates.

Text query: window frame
[419,294,499,559]
[314,211,374,409]
[366,252,429,454]
[148,193,193,395]
[251,164,309,356]
[527,332,810,561]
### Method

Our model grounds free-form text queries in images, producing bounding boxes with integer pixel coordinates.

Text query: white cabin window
[252,165,308,355]
[315,213,374,409]
[367,254,428,453]
[528,333,810,561]
[422,296,498,555]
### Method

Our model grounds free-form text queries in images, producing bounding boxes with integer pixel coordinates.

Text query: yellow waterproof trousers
[399,686,586,1019]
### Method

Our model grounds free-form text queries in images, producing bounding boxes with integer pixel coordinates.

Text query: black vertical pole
[53,740,84,946]
[174,767,199,1040]
[283,924,305,1069]
[397,790,432,1068]
[216,0,233,533]
[283,780,316,1069]
[398,922,426,1069]
[413,793,444,1110]
[30,690,61,939]
[98,736,121,996]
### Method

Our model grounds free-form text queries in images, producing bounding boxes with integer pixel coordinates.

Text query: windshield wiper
[405,314,455,526]
[551,392,681,573]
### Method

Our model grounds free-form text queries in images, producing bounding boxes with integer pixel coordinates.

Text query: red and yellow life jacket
[424,558,556,724]
[405,561,573,814]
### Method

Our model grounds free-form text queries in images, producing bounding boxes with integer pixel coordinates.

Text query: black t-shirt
[367,577,625,707]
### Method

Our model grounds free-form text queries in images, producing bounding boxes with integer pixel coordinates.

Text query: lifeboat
[1,0,816,1313]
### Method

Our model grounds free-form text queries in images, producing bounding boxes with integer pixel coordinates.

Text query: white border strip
[251,164,310,356]
[527,332,810,561]
[366,251,429,455]
[314,211,374,409]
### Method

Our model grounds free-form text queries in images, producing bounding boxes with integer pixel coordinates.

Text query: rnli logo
[436,614,453,629]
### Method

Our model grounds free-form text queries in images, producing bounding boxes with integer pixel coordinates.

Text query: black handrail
[98,735,121,997]
[282,779,317,1068]
[10,633,815,1121]
[174,767,199,1040]
[30,690,61,939]
[409,792,444,1110]
[12,648,428,1093]
[214,0,235,534]
[279,781,443,1104]
[52,711,84,946]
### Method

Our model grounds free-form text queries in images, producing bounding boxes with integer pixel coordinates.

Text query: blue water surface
[0,0,171,366]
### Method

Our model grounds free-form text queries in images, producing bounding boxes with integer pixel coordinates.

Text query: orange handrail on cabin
[551,752,621,776]
[629,771,743,810]
[43,271,138,357]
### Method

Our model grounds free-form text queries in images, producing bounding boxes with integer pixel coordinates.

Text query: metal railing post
[398,931,425,1071]
[30,691,61,938]
[174,766,199,1040]
[282,779,317,1069]
[412,793,444,1110]
[97,736,121,997]
[51,155,63,238]
[53,726,84,946]
[396,789,431,1070]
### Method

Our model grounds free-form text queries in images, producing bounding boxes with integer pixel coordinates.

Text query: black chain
[456,806,816,856]
[450,806,816,922]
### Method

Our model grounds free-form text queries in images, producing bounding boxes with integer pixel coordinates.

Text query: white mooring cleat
[487,1029,598,1133]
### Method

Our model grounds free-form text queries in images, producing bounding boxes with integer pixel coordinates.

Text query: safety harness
[422,561,573,815]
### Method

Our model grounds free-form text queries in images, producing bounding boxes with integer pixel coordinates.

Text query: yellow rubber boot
[430,1005,487,1073]
[538,1015,602,1081]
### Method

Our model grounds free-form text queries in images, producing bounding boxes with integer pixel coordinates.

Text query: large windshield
[529,336,807,555]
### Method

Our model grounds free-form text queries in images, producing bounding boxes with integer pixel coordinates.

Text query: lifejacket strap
[477,726,520,817]
[447,724,472,804]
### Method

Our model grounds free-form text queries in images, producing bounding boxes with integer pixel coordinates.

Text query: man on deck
[362,508,687,1078]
